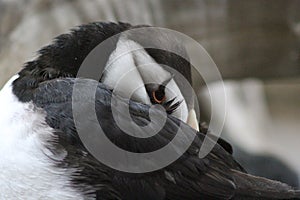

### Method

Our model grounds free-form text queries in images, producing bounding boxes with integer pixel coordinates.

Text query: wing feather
[32,78,245,199]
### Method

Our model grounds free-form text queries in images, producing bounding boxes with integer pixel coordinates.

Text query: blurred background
[0,0,299,187]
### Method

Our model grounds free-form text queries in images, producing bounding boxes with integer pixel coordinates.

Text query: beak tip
[187,109,199,132]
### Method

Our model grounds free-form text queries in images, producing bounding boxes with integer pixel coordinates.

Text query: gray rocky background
[0,0,300,183]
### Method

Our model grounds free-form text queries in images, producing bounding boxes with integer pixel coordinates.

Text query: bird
[0,21,299,200]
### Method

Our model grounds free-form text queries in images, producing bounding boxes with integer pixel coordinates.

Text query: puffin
[0,22,299,200]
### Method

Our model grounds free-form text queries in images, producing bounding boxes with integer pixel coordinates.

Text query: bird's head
[12,22,199,130]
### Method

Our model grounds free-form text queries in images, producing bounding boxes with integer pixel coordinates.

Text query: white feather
[0,76,85,200]
[102,37,189,123]
[102,38,152,104]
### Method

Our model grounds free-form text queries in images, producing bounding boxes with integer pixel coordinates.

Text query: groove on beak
[187,109,199,131]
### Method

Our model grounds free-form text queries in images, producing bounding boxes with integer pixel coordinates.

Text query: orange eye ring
[152,91,166,104]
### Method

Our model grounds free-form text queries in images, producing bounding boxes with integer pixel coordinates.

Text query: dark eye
[151,87,166,104]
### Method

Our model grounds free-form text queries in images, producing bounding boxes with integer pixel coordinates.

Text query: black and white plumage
[0,22,299,199]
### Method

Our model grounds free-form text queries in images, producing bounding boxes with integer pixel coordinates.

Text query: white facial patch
[102,37,189,123]
[102,38,152,104]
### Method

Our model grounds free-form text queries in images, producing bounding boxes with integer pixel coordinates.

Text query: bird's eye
[151,87,166,104]
[147,84,182,114]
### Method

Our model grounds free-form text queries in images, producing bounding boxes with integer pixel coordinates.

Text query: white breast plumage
[0,76,84,200]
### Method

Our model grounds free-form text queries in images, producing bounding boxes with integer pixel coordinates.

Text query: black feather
[11,22,300,199]
[32,78,300,200]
